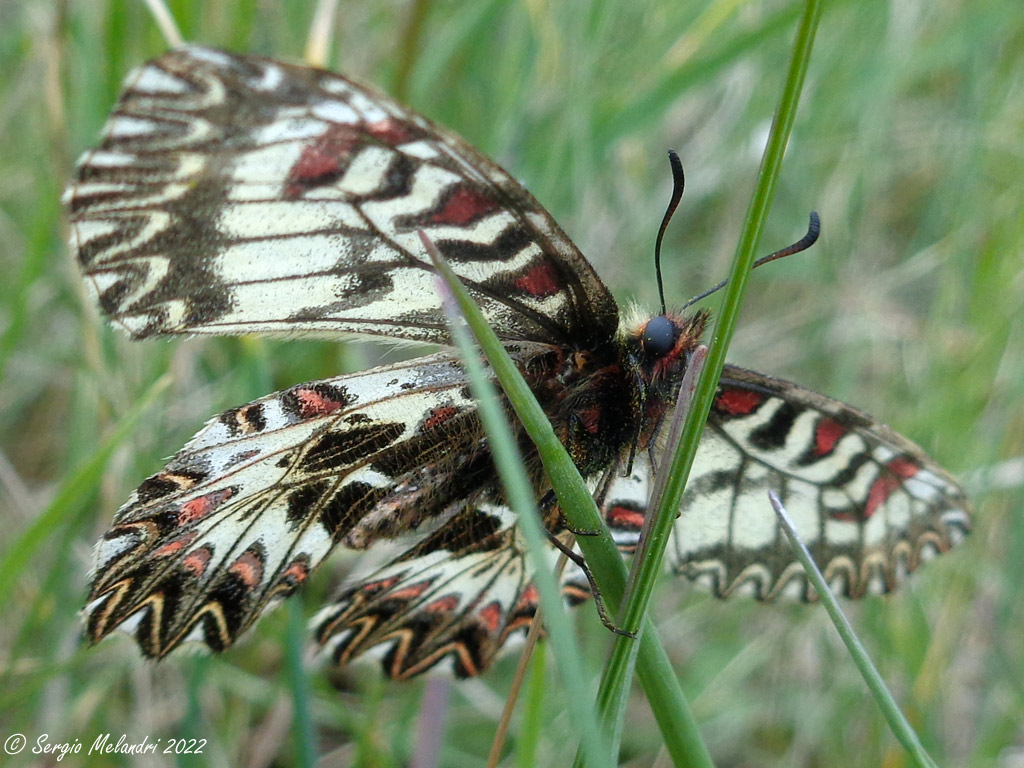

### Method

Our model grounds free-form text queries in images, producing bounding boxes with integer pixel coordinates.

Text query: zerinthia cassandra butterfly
[66,47,971,679]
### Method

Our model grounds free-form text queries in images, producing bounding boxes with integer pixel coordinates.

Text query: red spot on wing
[153,532,197,558]
[606,505,646,531]
[229,551,264,589]
[182,548,212,577]
[289,146,340,184]
[715,387,764,416]
[887,457,920,479]
[280,559,310,587]
[423,406,458,431]
[478,601,504,633]
[814,417,846,457]
[863,459,919,518]
[424,595,460,614]
[515,584,540,612]
[390,580,433,602]
[293,387,344,418]
[864,475,900,519]
[177,488,236,525]
[430,186,499,225]
[361,576,401,596]
[285,125,359,198]
[514,261,562,298]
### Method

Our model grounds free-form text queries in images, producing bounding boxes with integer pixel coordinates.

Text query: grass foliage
[0,0,1020,765]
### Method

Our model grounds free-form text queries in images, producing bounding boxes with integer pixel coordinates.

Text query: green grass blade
[768,492,940,768]
[0,373,171,615]
[597,3,802,144]
[0,179,59,385]
[427,236,613,768]
[595,0,825,748]
[516,643,547,768]
[591,346,707,761]
[423,234,712,766]
[285,597,317,768]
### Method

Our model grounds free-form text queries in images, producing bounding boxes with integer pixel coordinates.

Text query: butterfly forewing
[70,46,971,678]
[68,46,618,346]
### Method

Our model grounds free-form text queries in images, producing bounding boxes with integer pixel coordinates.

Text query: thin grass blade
[595,0,824,748]
[0,374,171,614]
[426,233,613,768]
[768,491,940,768]
[423,232,712,767]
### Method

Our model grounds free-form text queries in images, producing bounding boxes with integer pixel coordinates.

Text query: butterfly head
[625,308,709,385]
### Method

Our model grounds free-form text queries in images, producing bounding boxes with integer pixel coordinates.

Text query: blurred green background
[1,0,1020,765]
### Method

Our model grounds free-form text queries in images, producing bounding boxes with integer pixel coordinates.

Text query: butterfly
[66,46,971,679]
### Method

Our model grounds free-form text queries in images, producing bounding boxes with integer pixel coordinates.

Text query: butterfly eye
[641,315,676,358]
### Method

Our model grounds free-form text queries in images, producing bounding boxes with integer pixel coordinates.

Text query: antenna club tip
[806,211,821,244]
[666,150,684,181]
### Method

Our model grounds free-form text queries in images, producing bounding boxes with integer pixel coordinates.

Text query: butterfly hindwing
[312,513,539,680]
[67,46,617,347]
[599,365,971,600]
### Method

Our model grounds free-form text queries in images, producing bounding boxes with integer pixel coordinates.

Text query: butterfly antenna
[681,210,820,310]
[654,150,685,316]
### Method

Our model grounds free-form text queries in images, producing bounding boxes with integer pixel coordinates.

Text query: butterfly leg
[537,490,601,536]
[560,518,603,537]
[542,528,636,639]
